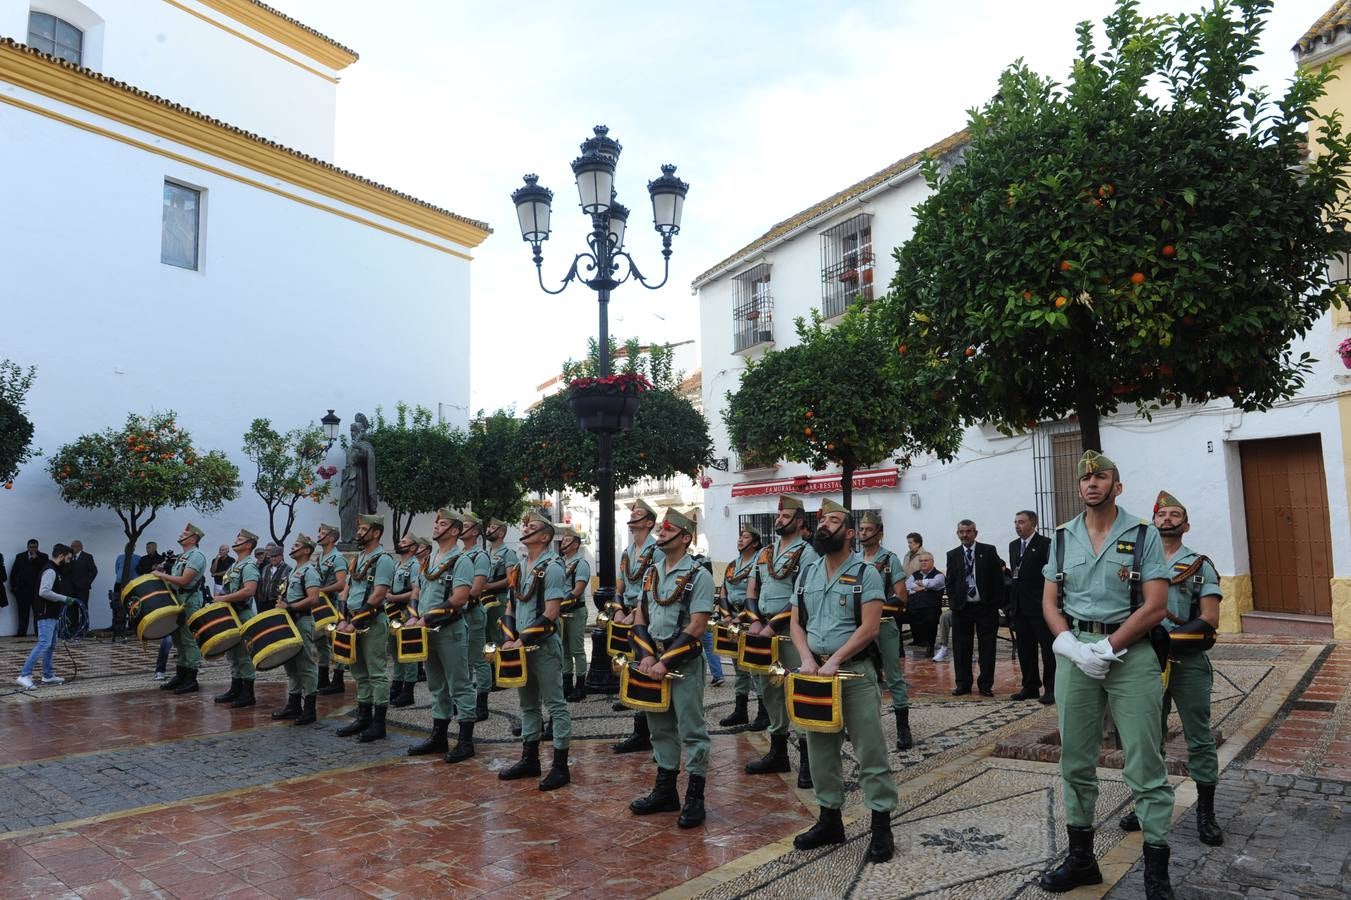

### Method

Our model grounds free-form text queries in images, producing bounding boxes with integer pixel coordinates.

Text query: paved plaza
[0,635,1346,899]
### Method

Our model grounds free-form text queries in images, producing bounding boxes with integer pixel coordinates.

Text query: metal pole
[586,240,620,691]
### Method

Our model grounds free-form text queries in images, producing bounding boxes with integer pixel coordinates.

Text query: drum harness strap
[504,558,563,646]
[560,558,585,615]
[796,560,883,676]
[632,566,701,666]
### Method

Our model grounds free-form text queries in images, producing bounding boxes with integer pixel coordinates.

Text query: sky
[278,0,1333,416]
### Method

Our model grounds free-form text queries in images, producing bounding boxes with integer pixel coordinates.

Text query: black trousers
[907,607,941,651]
[15,593,35,637]
[950,604,999,691]
[1013,611,1056,694]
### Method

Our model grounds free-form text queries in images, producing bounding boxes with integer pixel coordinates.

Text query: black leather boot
[793,807,845,850]
[613,714,652,754]
[1120,810,1141,831]
[230,680,256,709]
[866,809,894,863]
[746,733,791,774]
[630,767,680,814]
[1143,843,1175,900]
[1039,825,1103,892]
[294,694,317,726]
[796,736,813,789]
[539,747,569,791]
[358,705,387,742]
[895,707,914,751]
[747,698,770,732]
[476,692,489,722]
[567,675,587,702]
[173,668,199,694]
[336,703,371,737]
[214,677,241,704]
[562,674,574,699]
[317,667,331,691]
[1196,783,1224,846]
[543,718,554,741]
[719,695,750,727]
[678,774,706,828]
[318,668,345,695]
[445,721,476,764]
[272,692,301,720]
[499,741,541,780]
[160,666,186,691]
[409,717,450,756]
[388,680,407,707]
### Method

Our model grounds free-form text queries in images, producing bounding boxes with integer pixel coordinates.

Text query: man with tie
[65,541,98,625]
[944,521,1006,696]
[1007,511,1055,703]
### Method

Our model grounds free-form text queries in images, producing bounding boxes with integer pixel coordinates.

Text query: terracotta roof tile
[691,129,968,288]
[239,0,357,60]
[1295,0,1351,53]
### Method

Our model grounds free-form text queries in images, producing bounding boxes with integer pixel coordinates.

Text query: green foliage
[0,360,37,485]
[367,404,478,538]
[468,408,529,523]
[242,419,332,545]
[724,307,962,504]
[885,0,1351,449]
[47,412,240,561]
[563,337,680,390]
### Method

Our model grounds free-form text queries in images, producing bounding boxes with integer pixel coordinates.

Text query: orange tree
[367,403,478,538]
[468,408,529,523]
[723,307,962,507]
[47,411,240,577]
[0,360,37,487]
[241,419,332,545]
[885,0,1351,450]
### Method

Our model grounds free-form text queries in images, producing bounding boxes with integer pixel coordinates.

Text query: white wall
[0,0,340,158]
[0,89,471,632]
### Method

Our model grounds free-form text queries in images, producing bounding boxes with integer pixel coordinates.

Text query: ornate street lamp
[320,409,341,450]
[511,125,689,691]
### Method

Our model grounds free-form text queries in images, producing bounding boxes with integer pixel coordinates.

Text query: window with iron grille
[28,12,82,65]
[737,508,879,554]
[733,263,774,352]
[820,213,875,318]
[1032,422,1084,533]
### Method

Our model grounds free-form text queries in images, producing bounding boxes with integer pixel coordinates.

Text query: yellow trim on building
[190,0,358,69]
[1331,578,1351,639]
[1218,574,1252,634]
[0,43,490,251]
[162,0,339,83]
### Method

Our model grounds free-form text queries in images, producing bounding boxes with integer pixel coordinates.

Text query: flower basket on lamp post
[567,373,651,433]
[1339,337,1351,369]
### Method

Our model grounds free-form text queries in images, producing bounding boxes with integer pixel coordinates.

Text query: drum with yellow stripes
[240,608,302,670]
[186,601,243,658]
[490,645,529,688]
[605,621,634,659]
[785,673,845,733]
[736,631,779,675]
[713,623,740,659]
[618,662,672,713]
[332,628,358,665]
[311,592,340,631]
[395,624,428,663]
[120,574,184,642]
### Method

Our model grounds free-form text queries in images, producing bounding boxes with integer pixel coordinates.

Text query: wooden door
[1240,435,1333,616]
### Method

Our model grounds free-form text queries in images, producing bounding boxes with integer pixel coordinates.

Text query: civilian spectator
[944,520,1006,697]
[10,539,48,637]
[66,540,98,620]
[134,542,166,576]
[1007,510,1055,704]
[904,552,945,657]
[902,532,925,576]
[0,552,8,610]
[112,545,142,642]
[15,543,76,689]
[255,544,290,613]
[114,546,141,591]
[933,609,952,662]
[210,544,234,591]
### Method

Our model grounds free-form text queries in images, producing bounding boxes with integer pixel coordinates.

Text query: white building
[0,0,489,631]
[695,130,1351,640]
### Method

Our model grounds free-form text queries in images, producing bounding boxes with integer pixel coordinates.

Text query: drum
[785,673,845,733]
[186,601,243,658]
[618,661,671,713]
[396,624,428,663]
[605,621,634,659]
[713,623,741,659]
[120,574,184,642]
[490,645,529,689]
[311,592,340,631]
[737,631,780,675]
[332,628,358,666]
[240,608,303,670]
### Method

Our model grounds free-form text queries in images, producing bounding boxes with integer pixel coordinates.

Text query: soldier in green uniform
[406,509,480,762]
[716,526,766,729]
[315,523,350,696]
[457,512,494,711]
[859,513,914,751]
[213,530,261,708]
[790,498,896,863]
[1039,451,1175,900]
[272,533,321,725]
[745,495,819,786]
[335,514,395,742]
[497,510,572,790]
[613,499,663,754]
[386,536,421,708]
[628,508,714,828]
[1119,490,1224,847]
[480,518,518,710]
[157,523,209,696]
[557,526,591,702]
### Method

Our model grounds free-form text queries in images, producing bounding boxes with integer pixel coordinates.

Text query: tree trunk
[841,456,856,509]
[1075,399,1102,453]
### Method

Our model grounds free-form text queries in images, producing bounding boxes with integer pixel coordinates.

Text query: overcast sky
[279,0,1332,416]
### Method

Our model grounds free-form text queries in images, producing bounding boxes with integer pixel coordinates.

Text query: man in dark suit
[66,540,98,618]
[945,520,1006,696]
[10,540,49,637]
[255,544,290,613]
[1007,510,1055,703]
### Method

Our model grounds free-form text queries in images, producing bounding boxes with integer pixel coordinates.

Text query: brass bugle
[769,661,865,686]
[613,654,685,680]
[482,641,540,662]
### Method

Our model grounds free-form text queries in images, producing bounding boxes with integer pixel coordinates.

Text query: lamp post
[320,409,341,450]
[512,125,689,691]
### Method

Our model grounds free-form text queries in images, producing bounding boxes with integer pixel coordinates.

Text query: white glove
[1053,631,1109,680]
[1087,639,1127,663]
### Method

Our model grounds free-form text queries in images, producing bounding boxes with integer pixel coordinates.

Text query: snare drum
[332,628,358,666]
[120,574,184,641]
[395,624,428,663]
[618,663,671,713]
[605,621,634,659]
[785,673,845,733]
[491,645,529,688]
[736,631,780,675]
[713,623,741,659]
[311,592,340,631]
[240,608,303,670]
[186,601,243,658]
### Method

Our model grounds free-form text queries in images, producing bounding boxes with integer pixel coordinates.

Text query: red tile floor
[1248,643,1351,781]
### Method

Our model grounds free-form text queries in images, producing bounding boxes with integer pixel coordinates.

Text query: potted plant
[745,308,760,321]
[1339,337,1351,369]
[839,268,858,283]
[567,372,652,433]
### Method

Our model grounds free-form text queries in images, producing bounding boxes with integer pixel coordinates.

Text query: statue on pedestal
[338,413,378,547]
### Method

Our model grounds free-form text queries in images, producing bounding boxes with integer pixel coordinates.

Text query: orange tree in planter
[47,411,240,578]
[885,0,1351,451]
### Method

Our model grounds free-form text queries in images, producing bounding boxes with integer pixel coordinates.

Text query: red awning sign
[730,467,900,498]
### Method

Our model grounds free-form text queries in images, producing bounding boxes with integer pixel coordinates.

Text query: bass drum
[240,608,302,670]
[120,575,183,642]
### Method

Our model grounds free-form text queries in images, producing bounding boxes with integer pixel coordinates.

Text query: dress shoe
[1010,689,1039,701]
[951,687,972,696]
[978,687,994,697]
[1039,693,1056,705]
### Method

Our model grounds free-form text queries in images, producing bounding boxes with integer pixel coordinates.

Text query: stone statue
[338,413,379,545]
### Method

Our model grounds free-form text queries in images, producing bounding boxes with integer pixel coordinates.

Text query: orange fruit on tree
[805,410,814,419]
[897,343,908,355]
[803,426,813,437]
[1161,245,1176,258]
[1054,296,1069,309]
[1059,260,1072,271]
[964,346,976,358]
[1130,272,1146,285]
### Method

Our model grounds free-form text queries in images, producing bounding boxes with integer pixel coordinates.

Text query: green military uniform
[460,540,493,694]
[170,545,208,671]
[482,530,517,665]
[721,552,762,701]
[420,543,472,720]
[221,556,259,682]
[282,558,321,697]
[751,526,819,737]
[620,533,660,609]
[559,540,592,682]
[796,552,899,813]
[387,555,420,685]
[347,545,395,707]
[511,547,572,749]
[865,544,910,712]
[1161,542,1222,784]
[315,544,349,671]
